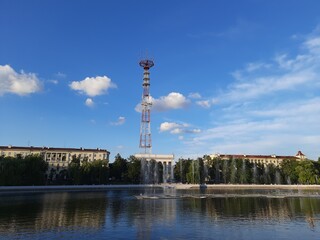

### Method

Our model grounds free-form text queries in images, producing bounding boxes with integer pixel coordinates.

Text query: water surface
[0,188,319,239]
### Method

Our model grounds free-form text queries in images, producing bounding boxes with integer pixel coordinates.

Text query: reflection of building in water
[0,192,108,234]
[33,193,107,231]
[209,151,306,166]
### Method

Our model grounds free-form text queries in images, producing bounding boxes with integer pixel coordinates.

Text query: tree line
[1,154,320,186]
[0,154,141,186]
[0,155,48,186]
[174,156,320,185]
[45,153,140,185]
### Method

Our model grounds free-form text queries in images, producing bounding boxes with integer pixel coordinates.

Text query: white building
[0,145,110,168]
[209,151,306,166]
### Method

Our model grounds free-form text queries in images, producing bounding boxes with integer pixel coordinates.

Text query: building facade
[209,151,306,166]
[0,145,110,168]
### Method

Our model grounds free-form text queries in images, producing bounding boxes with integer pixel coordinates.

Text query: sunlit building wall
[209,151,306,166]
[0,145,110,168]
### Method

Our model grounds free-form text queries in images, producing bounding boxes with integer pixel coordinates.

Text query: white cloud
[135,92,189,112]
[196,99,218,108]
[55,72,66,78]
[188,92,202,99]
[250,97,320,118]
[0,64,42,96]
[159,122,182,132]
[111,116,126,126]
[48,80,58,84]
[304,36,320,53]
[153,92,189,111]
[85,98,94,107]
[182,94,320,160]
[170,128,184,134]
[225,70,316,101]
[196,100,211,108]
[224,34,320,103]
[188,129,201,133]
[70,76,116,97]
[245,62,271,72]
[177,29,320,160]
[160,121,200,135]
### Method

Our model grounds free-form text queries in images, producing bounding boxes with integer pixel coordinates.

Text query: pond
[0,187,319,239]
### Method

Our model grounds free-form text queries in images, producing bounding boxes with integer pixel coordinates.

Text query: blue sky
[1,0,320,161]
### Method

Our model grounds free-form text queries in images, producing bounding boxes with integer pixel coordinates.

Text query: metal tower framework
[139,59,154,154]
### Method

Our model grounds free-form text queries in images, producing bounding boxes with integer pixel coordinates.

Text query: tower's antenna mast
[139,59,154,154]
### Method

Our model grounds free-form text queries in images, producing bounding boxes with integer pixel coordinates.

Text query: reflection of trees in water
[1,190,320,237]
[178,197,320,228]
[0,193,45,233]
[108,190,128,226]
[0,192,108,233]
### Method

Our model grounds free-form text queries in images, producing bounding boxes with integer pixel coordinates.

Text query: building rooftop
[0,145,109,153]
[211,151,305,159]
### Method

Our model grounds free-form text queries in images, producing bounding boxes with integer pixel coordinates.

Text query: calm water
[0,188,320,239]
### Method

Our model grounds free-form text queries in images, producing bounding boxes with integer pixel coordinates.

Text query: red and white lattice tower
[139,59,154,154]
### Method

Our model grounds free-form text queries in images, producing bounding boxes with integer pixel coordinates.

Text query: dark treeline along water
[0,188,320,239]
[1,154,320,186]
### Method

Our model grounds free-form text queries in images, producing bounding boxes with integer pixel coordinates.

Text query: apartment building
[0,145,110,168]
[209,151,306,166]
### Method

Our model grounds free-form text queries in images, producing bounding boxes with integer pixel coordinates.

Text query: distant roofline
[0,145,110,154]
[210,153,301,159]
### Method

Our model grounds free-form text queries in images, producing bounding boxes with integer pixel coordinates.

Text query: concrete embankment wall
[174,184,320,190]
[1,184,320,193]
[0,185,162,194]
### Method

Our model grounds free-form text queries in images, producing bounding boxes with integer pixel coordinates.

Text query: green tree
[295,160,319,184]
[0,155,47,186]
[280,159,299,184]
[174,159,183,182]
[23,155,48,185]
[186,159,201,184]
[127,156,141,183]
[158,162,164,183]
[90,160,109,184]
[110,153,128,183]
[174,158,192,183]
[68,155,82,184]
[222,160,230,183]
[203,155,215,183]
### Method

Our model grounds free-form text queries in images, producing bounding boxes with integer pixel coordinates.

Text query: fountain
[275,170,281,184]
[264,165,270,184]
[240,160,246,184]
[140,159,161,184]
[230,158,237,184]
[253,163,258,184]
[215,160,220,183]
[222,160,228,183]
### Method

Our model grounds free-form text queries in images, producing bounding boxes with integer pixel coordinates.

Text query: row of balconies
[1,151,105,161]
